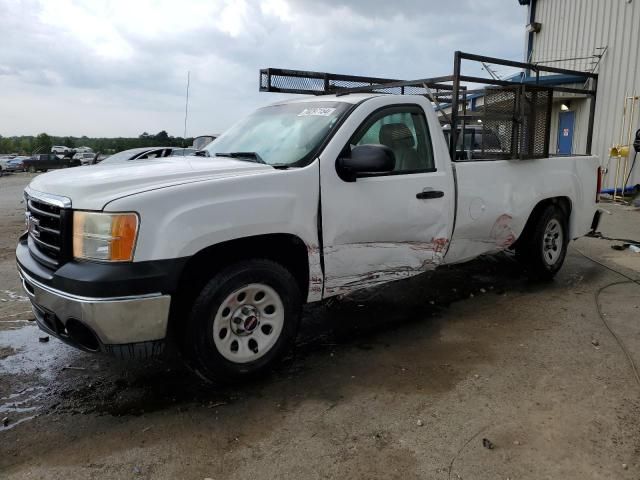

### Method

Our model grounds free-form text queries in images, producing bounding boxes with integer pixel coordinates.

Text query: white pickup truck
[16,75,601,381]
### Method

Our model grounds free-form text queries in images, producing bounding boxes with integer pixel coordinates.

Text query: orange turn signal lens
[110,214,139,261]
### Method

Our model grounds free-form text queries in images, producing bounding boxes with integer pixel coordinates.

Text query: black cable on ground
[587,231,640,246]
[448,425,487,480]
[574,248,640,388]
[622,150,638,195]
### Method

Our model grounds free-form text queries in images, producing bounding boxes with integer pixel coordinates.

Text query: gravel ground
[1,172,640,479]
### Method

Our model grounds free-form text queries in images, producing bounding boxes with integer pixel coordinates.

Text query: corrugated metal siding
[532,0,640,187]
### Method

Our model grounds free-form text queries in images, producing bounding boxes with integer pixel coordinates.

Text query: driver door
[319,100,454,297]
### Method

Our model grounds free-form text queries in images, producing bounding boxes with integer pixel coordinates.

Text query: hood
[28,157,273,210]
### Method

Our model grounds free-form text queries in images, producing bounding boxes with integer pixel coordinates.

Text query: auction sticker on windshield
[298,107,336,117]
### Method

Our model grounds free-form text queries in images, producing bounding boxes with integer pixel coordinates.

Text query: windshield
[205,102,351,167]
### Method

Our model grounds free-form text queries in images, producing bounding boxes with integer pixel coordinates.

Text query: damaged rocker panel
[322,239,449,298]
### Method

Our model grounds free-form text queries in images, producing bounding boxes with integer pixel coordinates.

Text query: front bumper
[15,233,186,359]
[18,266,170,357]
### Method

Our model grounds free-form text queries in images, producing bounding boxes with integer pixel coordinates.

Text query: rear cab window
[443,127,505,161]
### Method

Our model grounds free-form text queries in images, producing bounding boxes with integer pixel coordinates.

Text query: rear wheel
[183,259,301,383]
[517,204,568,280]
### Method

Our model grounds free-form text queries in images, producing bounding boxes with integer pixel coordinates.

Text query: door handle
[416,190,444,199]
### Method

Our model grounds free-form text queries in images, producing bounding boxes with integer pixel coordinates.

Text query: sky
[0,0,526,138]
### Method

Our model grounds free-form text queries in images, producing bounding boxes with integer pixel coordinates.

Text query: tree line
[0,131,195,155]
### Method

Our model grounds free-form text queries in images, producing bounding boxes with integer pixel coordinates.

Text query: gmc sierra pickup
[16,55,602,381]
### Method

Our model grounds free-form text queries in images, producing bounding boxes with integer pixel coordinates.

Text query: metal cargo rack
[259,52,598,161]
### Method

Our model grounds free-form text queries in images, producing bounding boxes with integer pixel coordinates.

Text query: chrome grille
[26,195,69,267]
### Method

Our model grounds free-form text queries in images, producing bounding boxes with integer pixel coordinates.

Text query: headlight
[73,211,139,262]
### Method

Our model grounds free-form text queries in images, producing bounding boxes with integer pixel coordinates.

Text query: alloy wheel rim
[213,283,284,363]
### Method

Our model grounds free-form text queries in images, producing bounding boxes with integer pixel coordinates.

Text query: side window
[352,109,435,173]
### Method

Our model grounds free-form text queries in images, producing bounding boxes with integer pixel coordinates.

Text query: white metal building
[519,0,640,188]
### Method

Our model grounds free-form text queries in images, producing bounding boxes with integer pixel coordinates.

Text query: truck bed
[445,155,599,264]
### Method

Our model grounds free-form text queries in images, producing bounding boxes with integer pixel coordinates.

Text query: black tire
[183,259,302,383]
[516,204,568,280]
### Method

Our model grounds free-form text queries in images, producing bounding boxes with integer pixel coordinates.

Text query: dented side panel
[317,96,456,298]
[445,155,599,264]
[106,162,325,303]
[306,243,323,302]
[323,240,449,297]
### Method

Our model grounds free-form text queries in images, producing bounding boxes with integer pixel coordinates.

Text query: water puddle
[0,322,78,431]
[0,386,46,431]
[0,323,75,379]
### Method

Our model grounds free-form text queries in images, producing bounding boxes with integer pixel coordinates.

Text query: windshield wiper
[215,152,265,164]
[215,152,292,169]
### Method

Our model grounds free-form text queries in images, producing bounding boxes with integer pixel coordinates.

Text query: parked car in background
[51,146,72,154]
[170,148,197,157]
[98,147,175,165]
[8,156,28,172]
[0,155,30,174]
[0,157,14,175]
[23,153,81,173]
[73,152,97,165]
[75,146,93,153]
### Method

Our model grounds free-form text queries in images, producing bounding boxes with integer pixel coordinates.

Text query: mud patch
[300,252,527,353]
[48,364,235,417]
[0,345,16,360]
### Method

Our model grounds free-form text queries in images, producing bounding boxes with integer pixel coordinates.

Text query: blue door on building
[557,111,575,155]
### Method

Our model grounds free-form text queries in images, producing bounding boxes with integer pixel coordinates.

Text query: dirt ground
[1,172,640,479]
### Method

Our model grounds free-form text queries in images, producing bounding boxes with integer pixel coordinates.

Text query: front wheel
[183,259,302,383]
[517,204,568,280]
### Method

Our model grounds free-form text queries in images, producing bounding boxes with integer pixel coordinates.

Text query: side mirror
[194,150,209,157]
[336,144,395,182]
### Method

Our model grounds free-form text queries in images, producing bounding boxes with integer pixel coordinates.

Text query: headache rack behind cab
[259,52,598,161]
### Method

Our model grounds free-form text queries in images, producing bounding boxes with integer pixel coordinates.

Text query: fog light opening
[65,319,100,352]
[23,279,35,295]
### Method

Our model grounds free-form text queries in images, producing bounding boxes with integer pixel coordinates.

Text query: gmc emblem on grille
[28,215,41,238]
